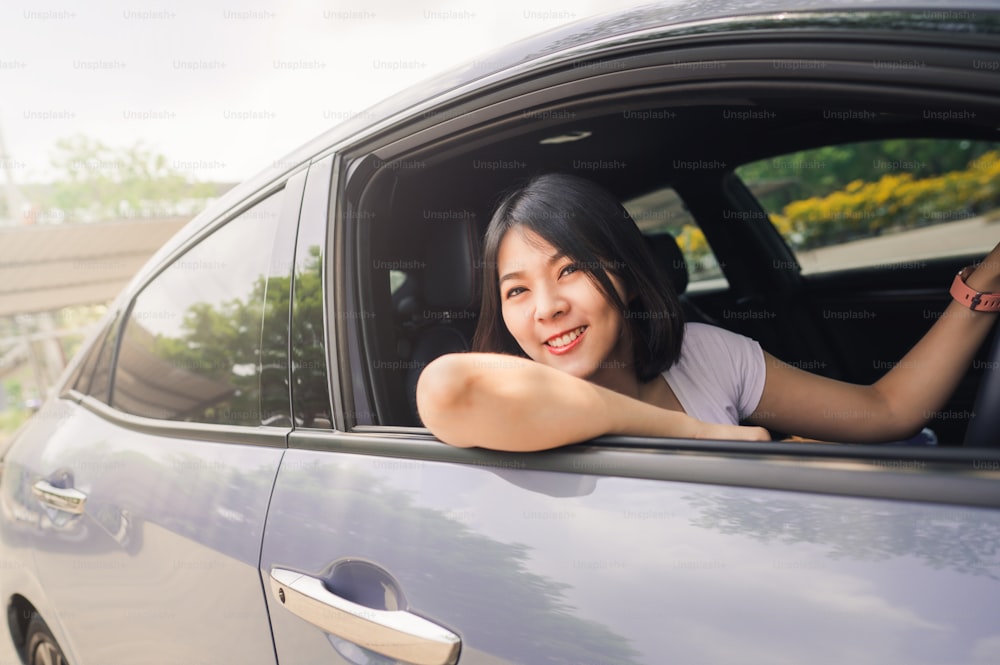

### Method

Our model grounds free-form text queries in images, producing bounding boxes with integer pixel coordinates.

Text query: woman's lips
[544,326,587,355]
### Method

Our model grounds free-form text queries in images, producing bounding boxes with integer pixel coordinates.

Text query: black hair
[471,173,685,382]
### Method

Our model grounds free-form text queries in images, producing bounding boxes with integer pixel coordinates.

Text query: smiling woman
[416,173,1000,449]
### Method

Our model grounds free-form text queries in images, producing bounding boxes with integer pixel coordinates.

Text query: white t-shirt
[660,323,766,425]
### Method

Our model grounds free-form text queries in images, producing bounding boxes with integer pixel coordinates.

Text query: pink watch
[950,265,1000,312]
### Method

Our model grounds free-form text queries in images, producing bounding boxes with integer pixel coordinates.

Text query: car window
[622,187,728,290]
[735,138,1000,273]
[111,191,285,426]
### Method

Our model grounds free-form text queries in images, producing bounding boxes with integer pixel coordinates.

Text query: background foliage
[674,139,1000,267]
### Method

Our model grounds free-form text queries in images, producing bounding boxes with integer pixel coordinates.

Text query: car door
[12,171,305,665]
[262,439,1000,665]
[259,159,1000,665]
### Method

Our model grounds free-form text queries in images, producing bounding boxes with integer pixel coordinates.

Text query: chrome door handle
[269,567,460,665]
[32,480,87,514]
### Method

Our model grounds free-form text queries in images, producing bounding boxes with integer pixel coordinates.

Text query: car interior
[346,89,1000,445]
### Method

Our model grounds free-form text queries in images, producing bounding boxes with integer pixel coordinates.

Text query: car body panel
[1,398,283,665]
[261,444,1000,665]
[0,166,305,663]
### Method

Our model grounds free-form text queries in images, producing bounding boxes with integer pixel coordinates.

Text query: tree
[43,134,216,222]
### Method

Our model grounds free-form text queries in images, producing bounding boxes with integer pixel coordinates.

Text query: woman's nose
[534,285,567,320]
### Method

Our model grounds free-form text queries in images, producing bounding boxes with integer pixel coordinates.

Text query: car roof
[139,0,1000,293]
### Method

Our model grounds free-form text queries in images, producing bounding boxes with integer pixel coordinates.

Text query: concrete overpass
[0,218,189,394]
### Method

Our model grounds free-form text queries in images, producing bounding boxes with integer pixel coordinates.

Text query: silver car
[3,1,1000,664]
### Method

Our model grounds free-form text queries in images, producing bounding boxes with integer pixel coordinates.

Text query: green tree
[44,134,216,222]
[150,284,266,424]
[739,138,995,212]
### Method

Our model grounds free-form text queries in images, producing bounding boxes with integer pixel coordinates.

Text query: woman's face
[497,227,633,384]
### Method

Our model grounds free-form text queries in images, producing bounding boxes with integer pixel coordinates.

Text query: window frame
[288,155,338,431]
[336,108,1000,435]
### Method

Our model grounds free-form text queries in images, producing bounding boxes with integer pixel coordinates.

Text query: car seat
[397,218,481,424]
[643,233,718,325]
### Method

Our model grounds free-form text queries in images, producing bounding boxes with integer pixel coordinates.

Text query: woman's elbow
[416,353,476,444]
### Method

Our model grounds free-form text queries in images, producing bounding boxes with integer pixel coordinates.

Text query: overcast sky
[0,0,647,185]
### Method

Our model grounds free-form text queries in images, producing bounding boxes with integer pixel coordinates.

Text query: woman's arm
[417,352,769,450]
[751,244,1000,442]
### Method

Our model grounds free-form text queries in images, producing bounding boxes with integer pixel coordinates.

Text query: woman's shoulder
[661,324,765,424]
[674,322,763,371]
[671,324,767,421]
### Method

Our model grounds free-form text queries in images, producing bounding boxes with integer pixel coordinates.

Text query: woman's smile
[544,325,588,354]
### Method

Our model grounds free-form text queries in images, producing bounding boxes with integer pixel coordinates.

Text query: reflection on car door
[24,409,284,664]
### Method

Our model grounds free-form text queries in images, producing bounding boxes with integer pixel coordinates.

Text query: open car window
[340,58,1000,443]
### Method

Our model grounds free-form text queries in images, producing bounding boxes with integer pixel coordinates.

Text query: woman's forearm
[416,353,767,450]
[873,301,997,433]
[753,251,1000,443]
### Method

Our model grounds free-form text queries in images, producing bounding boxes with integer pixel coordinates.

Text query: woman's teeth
[546,326,586,348]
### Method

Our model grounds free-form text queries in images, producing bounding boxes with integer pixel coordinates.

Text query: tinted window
[112,192,285,425]
[736,138,1000,273]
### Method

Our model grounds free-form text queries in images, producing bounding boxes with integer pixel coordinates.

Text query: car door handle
[32,480,87,515]
[269,567,460,665]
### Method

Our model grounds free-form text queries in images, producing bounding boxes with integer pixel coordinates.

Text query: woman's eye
[505,286,525,298]
[560,264,579,277]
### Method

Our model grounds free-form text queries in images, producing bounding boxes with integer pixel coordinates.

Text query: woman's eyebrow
[498,270,522,285]
[499,252,567,285]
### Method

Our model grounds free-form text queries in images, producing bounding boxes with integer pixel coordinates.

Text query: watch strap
[950,266,1000,312]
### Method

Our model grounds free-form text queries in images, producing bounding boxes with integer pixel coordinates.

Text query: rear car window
[111,191,285,426]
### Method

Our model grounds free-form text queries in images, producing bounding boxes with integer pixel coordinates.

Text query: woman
[416,173,1000,450]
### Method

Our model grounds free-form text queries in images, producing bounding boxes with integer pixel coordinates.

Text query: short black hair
[471,173,685,382]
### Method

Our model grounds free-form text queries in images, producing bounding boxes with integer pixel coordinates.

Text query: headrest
[422,217,481,310]
[643,233,688,295]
